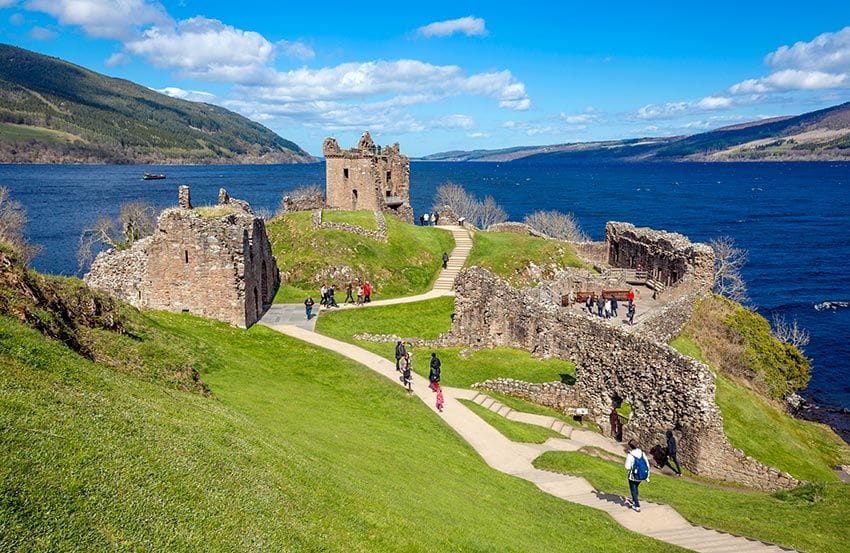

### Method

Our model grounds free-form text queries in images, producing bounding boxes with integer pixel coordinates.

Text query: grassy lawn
[465,231,593,285]
[534,451,850,553]
[316,297,576,387]
[459,399,564,443]
[322,209,377,230]
[0,122,81,144]
[267,211,454,303]
[671,335,850,482]
[0,312,684,552]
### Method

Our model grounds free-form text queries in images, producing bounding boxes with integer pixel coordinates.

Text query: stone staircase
[433,225,473,291]
[470,392,575,439]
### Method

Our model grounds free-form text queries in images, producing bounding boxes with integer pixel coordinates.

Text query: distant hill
[423,102,850,162]
[0,44,315,164]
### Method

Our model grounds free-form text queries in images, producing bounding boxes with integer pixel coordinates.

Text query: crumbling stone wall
[638,290,706,343]
[86,187,280,328]
[311,209,388,242]
[450,267,796,490]
[606,222,714,289]
[486,221,548,237]
[323,131,413,223]
[280,190,325,213]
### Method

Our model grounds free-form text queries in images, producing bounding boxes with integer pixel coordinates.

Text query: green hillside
[0,44,314,164]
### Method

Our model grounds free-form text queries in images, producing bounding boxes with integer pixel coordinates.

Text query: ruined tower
[85,186,280,328]
[322,131,413,222]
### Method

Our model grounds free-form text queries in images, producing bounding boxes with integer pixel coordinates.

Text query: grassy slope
[0,312,682,552]
[460,399,564,443]
[465,231,593,285]
[316,297,576,387]
[322,209,378,230]
[534,452,850,553]
[670,336,849,483]
[0,122,80,143]
[268,212,454,303]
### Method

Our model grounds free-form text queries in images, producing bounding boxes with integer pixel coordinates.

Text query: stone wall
[323,131,413,223]
[605,222,714,289]
[472,378,580,414]
[638,290,706,343]
[485,221,549,237]
[311,209,388,242]
[449,266,797,490]
[280,190,325,212]
[86,187,280,328]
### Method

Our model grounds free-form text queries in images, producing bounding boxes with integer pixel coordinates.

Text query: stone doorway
[352,189,358,210]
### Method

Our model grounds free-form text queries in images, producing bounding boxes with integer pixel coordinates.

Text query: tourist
[356,284,364,305]
[364,281,372,303]
[609,409,622,442]
[345,282,354,304]
[442,251,449,269]
[611,296,619,317]
[327,285,338,308]
[567,290,576,307]
[665,430,683,476]
[436,383,444,412]
[429,352,442,391]
[627,302,636,325]
[596,294,605,317]
[604,297,612,319]
[625,440,650,512]
[304,296,315,320]
[433,212,440,226]
[419,214,425,226]
[423,213,430,226]
[320,284,328,307]
[627,288,635,303]
[585,294,594,314]
[395,340,406,372]
[431,212,437,226]
[400,352,412,392]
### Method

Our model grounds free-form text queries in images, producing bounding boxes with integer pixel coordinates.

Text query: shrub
[523,210,589,242]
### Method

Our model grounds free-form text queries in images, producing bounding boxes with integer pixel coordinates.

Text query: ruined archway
[352,189,358,210]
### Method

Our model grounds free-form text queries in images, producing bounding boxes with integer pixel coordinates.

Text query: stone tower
[85,186,280,328]
[322,131,413,222]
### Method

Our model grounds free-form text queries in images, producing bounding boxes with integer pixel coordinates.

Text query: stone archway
[352,189,358,210]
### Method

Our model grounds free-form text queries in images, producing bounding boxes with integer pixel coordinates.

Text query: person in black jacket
[442,251,449,269]
[304,297,315,320]
[429,352,441,391]
[395,341,406,372]
[665,430,682,475]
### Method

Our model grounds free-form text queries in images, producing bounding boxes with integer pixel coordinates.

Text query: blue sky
[1,0,849,156]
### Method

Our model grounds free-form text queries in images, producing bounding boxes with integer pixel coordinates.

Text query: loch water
[2,161,849,409]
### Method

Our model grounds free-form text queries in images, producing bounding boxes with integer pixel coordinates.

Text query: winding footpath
[260,224,796,553]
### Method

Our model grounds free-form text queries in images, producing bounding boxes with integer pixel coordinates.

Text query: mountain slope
[424,101,850,162]
[0,44,314,164]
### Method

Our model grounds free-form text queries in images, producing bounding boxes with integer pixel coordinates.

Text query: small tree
[477,195,508,228]
[771,313,811,350]
[432,182,479,222]
[523,210,589,241]
[710,236,749,304]
[78,201,157,270]
[0,186,40,264]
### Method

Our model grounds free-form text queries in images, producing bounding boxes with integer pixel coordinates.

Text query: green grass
[322,209,378,230]
[465,231,593,285]
[0,312,685,552]
[534,451,850,553]
[0,122,80,144]
[267,212,454,303]
[316,297,576,387]
[671,335,850,482]
[459,399,564,443]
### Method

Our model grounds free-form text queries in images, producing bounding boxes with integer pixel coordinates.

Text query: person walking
[609,409,623,442]
[363,281,372,303]
[627,288,635,304]
[665,430,683,476]
[395,341,406,372]
[344,282,354,304]
[399,352,412,392]
[611,296,619,317]
[356,284,364,305]
[627,302,636,325]
[320,284,328,307]
[585,294,594,314]
[327,285,338,308]
[442,251,449,269]
[433,212,440,226]
[604,298,612,319]
[304,297,315,320]
[625,440,650,512]
[596,294,605,317]
[429,352,442,391]
[435,383,444,412]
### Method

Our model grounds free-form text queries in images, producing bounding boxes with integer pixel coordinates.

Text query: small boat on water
[142,173,166,180]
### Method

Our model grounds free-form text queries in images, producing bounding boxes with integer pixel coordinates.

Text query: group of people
[304,281,374,320]
[624,430,682,512]
[574,288,637,325]
[395,341,444,412]
[419,212,440,226]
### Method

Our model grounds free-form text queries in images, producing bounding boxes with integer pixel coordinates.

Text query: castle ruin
[85,186,280,328]
[322,131,413,223]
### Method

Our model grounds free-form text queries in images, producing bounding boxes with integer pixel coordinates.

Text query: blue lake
[2,161,849,409]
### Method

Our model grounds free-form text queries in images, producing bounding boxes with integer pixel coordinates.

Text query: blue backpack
[631,454,649,481]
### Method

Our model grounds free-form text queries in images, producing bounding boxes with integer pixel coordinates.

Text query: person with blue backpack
[625,439,650,512]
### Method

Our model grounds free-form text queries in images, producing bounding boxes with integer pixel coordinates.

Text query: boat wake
[814,300,850,312]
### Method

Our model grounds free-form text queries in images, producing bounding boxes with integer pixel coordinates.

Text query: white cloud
[467,131,490,139]
[104,52,130,67]
[417,16,487,38]
[9,13,24,25]
[156,86,216,102]
[430,114,475,129]
[638,95,736,119]
[125,17,275,82]
[25,0,171,40]
[28,25,56,40]
[695,95,733,110]
[560,108,602,126]
[278,39,314,61]
[730,26,850,94]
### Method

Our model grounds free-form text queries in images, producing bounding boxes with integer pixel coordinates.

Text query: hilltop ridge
[0,44,315,164]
